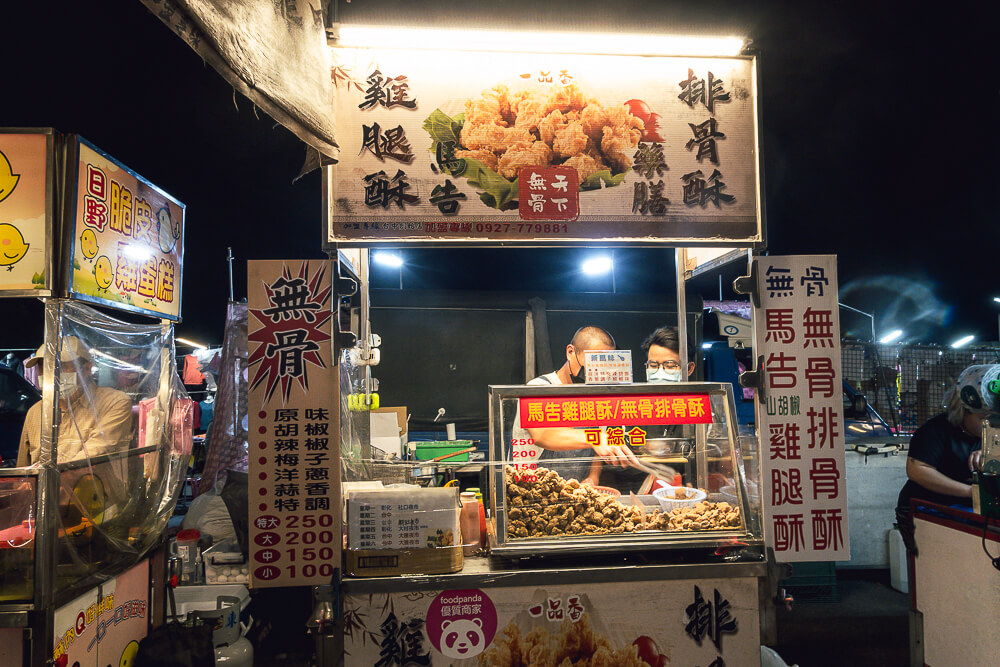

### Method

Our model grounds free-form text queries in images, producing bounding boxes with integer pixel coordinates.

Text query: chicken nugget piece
[514,95,549,135]
[461,121,533,154]
[497,140,554,179]
[545,83,594,114]
[455,148,499,171]
[553,121,590,159]
[538,109,565,146]
[601,126,638,173]
[580,105,609,145]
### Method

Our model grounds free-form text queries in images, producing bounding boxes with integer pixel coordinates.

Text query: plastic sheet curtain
[15,300,192,587]
[198,302,249,496]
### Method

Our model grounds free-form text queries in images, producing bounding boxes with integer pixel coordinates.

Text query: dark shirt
[896,413,979,513]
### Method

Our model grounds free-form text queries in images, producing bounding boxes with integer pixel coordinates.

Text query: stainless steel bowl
[644,438,689,456]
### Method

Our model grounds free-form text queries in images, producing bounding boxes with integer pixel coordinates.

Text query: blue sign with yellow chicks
[0,128,54,296]
[67,137,185,321]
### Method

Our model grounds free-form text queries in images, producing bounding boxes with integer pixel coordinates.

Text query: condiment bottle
[469,488,488,549]
[459,491,480,556]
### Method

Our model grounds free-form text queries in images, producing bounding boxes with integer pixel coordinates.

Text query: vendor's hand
[969,450,984,473]
[581,474,600,487]
[592,444,640,467]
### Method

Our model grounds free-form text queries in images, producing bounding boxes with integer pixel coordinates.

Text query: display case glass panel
[488,382,762,556]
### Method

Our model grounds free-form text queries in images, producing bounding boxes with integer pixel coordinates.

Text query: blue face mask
[646,367,682,383]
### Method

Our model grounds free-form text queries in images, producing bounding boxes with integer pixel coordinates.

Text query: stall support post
[674,248,688,374]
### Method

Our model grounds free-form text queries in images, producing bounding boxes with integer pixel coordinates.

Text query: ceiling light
[951,335,975,349]
[878,330,903,344]
[373,252,403,268]
[334,26,746,57]
[581,256,613,276]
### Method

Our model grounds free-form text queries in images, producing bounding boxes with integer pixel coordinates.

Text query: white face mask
[57,372,79,395]
[646,367,682,383]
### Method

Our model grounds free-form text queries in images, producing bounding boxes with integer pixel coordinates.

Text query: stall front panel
[342,561,762,666]
[488,382,762,557]
[325,47,761,245]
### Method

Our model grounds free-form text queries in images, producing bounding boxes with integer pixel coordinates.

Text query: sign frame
[63,135,186,321]
[0,127,56,297]
[322,50,764,250]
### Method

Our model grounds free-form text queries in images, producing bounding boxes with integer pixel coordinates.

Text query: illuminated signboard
[326,47,760,245]
[67,138,185,321]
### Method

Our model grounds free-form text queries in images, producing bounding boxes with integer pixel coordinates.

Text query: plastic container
[414,440,474,461]
[653,486,707,510]
[204,540,249,585]
[459,491,480,556]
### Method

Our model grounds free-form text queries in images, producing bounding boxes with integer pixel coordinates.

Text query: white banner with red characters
[754,255,850,562]
[518,393,712,429]
[248,260,340,589]
[343,576,759,666]
[326,47,760,244]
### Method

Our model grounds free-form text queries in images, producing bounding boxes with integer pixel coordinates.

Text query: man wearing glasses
[642,326,695,384]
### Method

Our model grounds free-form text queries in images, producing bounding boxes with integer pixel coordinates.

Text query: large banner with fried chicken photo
[327,48,760,244]
[342,576,759,666]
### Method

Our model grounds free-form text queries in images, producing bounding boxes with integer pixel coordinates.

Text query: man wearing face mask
[643,326,696,384]
[510,326,639,484]
[16,337,134,466]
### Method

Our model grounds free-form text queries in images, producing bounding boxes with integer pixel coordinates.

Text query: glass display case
[487,382,763,557]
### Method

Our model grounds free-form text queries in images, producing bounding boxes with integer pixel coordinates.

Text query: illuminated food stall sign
[0,129,54,296]
[326,48,760,244]
[518,393,712,429]
[68,137,185,321]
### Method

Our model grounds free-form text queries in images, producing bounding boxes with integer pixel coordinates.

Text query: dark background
[2,0,998,350]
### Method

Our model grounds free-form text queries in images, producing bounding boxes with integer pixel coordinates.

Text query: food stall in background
[0,129,190,666]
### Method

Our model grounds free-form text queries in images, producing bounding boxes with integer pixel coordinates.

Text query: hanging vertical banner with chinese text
[754,255,850,562]
[248,260,338,588]
[326,49,760,244]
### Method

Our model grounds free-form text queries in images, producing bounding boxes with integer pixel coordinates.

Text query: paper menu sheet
[347,487,460,550]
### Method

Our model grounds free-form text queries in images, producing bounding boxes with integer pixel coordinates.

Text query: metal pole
[226,247,234,302]
[675,248,688,374]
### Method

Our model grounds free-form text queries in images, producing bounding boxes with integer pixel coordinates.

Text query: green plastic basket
[413,440,474,462]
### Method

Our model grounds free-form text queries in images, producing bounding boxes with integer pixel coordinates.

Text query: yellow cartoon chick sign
[0,131,52,294]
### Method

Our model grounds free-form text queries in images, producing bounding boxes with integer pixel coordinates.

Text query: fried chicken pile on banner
[458,84,645,181]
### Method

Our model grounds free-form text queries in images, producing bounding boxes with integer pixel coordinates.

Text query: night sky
[2,1,997,349]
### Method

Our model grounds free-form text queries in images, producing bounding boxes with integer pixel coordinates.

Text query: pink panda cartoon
[439,617,486,659]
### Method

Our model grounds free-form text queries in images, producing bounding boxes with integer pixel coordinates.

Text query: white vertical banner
[755,255,850,562]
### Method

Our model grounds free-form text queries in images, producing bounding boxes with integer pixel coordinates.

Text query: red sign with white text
[518,394,712,429]
[518,166,580,221]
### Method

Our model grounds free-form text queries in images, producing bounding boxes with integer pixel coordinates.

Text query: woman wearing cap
[895,364,1000,555]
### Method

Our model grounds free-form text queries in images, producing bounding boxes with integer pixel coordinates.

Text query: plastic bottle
[459,491,480,556]
[469,488,488,548]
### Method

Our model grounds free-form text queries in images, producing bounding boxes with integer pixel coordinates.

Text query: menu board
[68,138,185,320]
[754,255,851,562]
[248,259,339,588]
[0,129,53,295]
[326,48,760,244]
[347,487,460,550]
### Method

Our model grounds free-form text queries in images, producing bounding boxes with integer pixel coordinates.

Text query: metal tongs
[630,457,679,480]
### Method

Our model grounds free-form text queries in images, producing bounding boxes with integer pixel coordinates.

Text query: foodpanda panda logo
[439,618,486,658]
[426,589,498,660]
